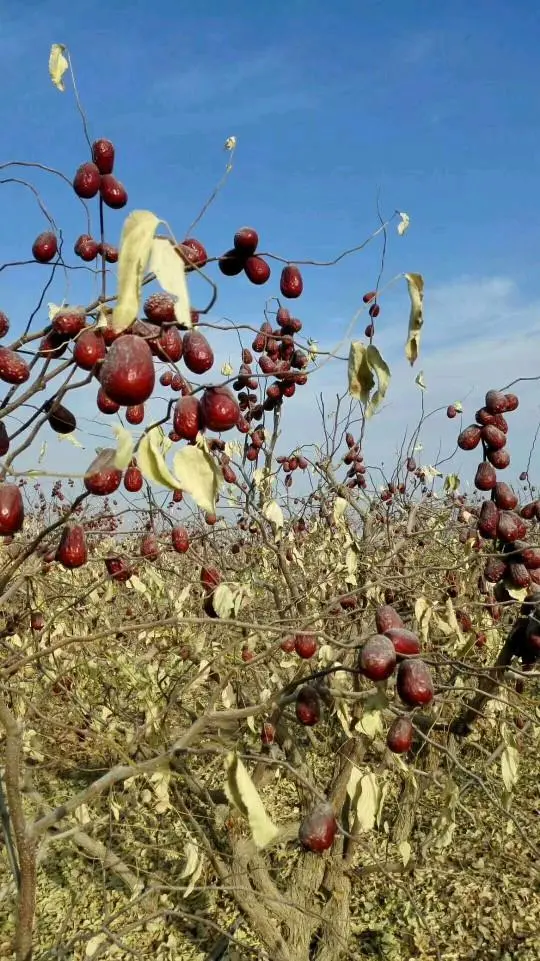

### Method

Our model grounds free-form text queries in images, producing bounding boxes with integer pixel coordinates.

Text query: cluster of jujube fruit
[217,226,304,299]
[362,289,381,339]
[292,604,432,757]
[455,388,540,665]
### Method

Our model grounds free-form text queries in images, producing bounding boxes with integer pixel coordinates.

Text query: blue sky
[1,1,540,493]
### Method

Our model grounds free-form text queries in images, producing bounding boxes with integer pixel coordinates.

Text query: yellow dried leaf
[262,500,284,531]
[112,425,135,469]
[112,211,160,333]
[224,752,279,849]
[49,44,69,91]
[138,427,182,490]
[348,342,390,417]
[405,272,424,365]
[348,341,372,404]
[149,237,192,329]
[173,437,223,513]
[212,583,235,619]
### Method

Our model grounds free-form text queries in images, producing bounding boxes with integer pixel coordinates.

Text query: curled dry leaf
[405,272,424,366]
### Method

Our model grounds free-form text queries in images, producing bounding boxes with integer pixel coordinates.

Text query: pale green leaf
[173,437,223,513]
[333,496,348,523]
[149,236,192,329]
[398,840,412,866]
[501,743,519,792]
[112,425,135,469]
[224,752,279,849]
[112,211,160,333]
[263,500,284,531]
[397,211,410,236]
[444,473,460,492]
[212,583,235,619]
[139,427,182,490]
[415,370,427,390]
[49,44,69,91]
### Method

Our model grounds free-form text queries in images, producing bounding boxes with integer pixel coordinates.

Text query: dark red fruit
[144,292,176,325]
[46,402,77,434]
[30,611,45,632]
[0,347,30,385]
[280,636,295,653]
[375,604,404,634]
[494,482,518,510]
[97,387,120,414]
[504,393,519,411]
[384,627,421,657]
[74,234,100,261]
[294,633,317,659]
[0,312,10,338]
[173,395,203,440]
[124,465,143,492]
[155,325,183,363]
[358,634,397,681]
[171,526,189,553]
[182,330,214,375]
[474,462,497,491]
[38,331,68,358]
[73,329,106,370]
[200,387,240,432]
[482,425,506,451]
[362,291,376,303]
[396,659,434,707]
[84,449,122,496]
[32,231,57,263]
[218,248,245,276]
[100,335,155,405]
[261,721,275,745]
[105,556,132,582]
[126,404,144,425]
[295,685,320,726]
[520,546,540,570]
[386,716,414,754]
[234,226,258,256]
[485,389,508,414]
[497,511,527,543]
[446,405,457,419]
[0,422,9,456]
[364,323,374,338]
[52,308,86,339]
[478,500,499,539]
[244,256,270,285]
[178,237,208,271]
[0,484,24,535]
[299,802,337,853]
[369,303,380,318]
[99,174,127,209]
[92,138,115,174]
[160,371,173,387]
[55,524,87,568]
[101,243,118,263]
[200,565,221,592]
[508,562,530,589]
[488,448,510,469]
[457,426,482,451]
[280,265,303,298]
[73,162,101,199]
[141,532,159,561]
